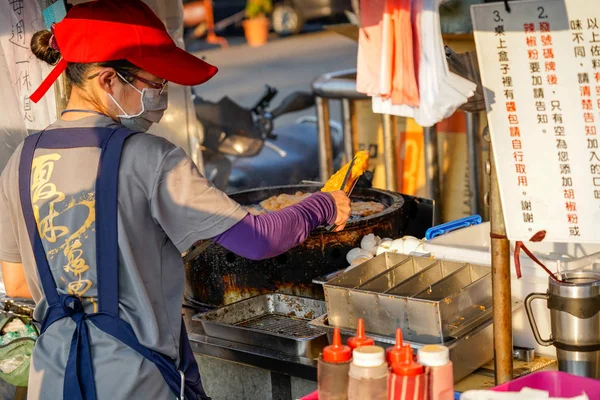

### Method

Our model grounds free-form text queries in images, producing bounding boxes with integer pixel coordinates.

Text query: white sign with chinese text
[0,0,57,132]
[473,0,600,243]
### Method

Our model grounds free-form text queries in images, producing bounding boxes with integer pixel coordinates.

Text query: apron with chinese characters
[18,126,210,400]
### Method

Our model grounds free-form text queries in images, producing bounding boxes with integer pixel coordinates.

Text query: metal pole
[351,101,359,155]
[397,121,406,192]
[342,99,354,164]
[316,96,334,182]
[382,114,398,191]
[466,112,483,215]
[423,125,442,224]
[490,147,513,385]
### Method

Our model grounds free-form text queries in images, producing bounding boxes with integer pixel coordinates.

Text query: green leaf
[245,0,273,19]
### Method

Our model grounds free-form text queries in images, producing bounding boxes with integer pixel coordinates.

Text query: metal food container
[193,294,328,358]
[323,254,493,343]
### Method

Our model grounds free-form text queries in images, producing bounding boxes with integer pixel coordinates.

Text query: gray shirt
[0,115,247,399]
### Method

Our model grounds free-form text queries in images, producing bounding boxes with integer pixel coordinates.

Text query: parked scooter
[194,86,344,192]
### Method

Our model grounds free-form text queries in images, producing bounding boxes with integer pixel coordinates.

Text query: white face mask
[108,72,168,132]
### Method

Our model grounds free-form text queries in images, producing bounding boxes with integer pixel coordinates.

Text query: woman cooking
[0,1,351,399]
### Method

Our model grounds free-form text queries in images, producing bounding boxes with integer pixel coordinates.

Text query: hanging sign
[0,0,57,132]
[472,0,600,243]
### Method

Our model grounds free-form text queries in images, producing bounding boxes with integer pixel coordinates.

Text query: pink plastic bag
[492,371,600,400]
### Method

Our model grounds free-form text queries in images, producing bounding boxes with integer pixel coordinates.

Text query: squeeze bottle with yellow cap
[347,318,375,350]
[318,328,352,400]
[417,345,453,400]
[348,346,388,400]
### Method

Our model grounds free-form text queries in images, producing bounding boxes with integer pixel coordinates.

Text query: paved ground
[189,30,358,126]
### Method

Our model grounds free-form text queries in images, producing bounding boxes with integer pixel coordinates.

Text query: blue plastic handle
[425,214,482,240]
[454,391,461,400]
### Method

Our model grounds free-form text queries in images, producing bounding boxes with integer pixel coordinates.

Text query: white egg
[414,243,425,253]
[357,250,374,259]
[351,255,373,267]
[346,247,363,264]
[389,238,405,254]
[403,236,422,254]
[376,240,393,255]
[361,234,381,255]
[380,238,393,243]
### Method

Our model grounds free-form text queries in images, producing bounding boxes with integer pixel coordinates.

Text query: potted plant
[243,0,272,47]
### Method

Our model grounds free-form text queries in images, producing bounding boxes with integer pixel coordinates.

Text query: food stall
[183,0,600,399]
[183,187,434,399]
[1,0,600,399]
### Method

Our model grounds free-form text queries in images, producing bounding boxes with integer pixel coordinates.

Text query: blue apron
[18,127,210,400]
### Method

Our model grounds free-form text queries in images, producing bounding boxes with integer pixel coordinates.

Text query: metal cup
[525,270,600,378]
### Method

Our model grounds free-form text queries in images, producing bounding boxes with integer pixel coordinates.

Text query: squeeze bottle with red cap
[417,345,453,400]
[347,318,374,350]
[348,345,388,400]
[388,346,427,400]
[318,328,352,400]
[386,328,405,366]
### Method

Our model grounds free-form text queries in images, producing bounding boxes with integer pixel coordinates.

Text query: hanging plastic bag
[371,0,476,127]
[0,316,38,387]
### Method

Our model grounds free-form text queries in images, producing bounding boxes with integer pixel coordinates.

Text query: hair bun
[30,30,61,66]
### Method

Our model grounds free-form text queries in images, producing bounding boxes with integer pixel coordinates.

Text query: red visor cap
[31,0,217,103]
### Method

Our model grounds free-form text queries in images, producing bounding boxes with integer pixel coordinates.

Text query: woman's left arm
[1,262,32,299]
[149,146,346,257]
[212,192,337,260]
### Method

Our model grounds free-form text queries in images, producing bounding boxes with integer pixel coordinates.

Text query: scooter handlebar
[270,92,315,119]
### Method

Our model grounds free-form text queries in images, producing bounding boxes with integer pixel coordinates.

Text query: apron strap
[19,131,60,306]
[95,128,138,316]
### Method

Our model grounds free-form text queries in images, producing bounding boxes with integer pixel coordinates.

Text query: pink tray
[300,391,318,400]
[492,371,600,399]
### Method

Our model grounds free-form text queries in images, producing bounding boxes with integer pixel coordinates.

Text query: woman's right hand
[329,190,351,231]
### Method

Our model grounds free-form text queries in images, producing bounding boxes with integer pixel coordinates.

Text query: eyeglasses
[88,70,168,94]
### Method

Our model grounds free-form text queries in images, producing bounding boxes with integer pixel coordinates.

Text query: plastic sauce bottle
[347,318,375,350]
[386,328,405,366]
[417,345,454,400]
[348,345,388,400]
[388,345,426,400]
[318,328,352,400]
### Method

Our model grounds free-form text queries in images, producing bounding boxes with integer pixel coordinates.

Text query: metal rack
[312,69,399,192]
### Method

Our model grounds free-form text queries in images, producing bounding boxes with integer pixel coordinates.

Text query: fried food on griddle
[259,192,311,211]
[321,150,370,193]
[246,206,265,216]
[350,201,385,217]
[246,191,385,218]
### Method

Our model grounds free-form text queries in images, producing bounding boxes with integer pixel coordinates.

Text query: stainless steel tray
[323,253,493,343]
[309,313,493,382]
[192,294,328,358]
